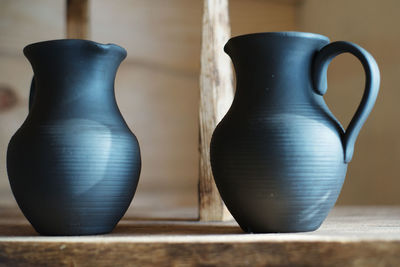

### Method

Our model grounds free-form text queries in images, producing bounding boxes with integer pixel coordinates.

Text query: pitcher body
[210,32,380,233]
[7,40,141,235]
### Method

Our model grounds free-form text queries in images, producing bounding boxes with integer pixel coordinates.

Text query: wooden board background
[0,0,399,216]
[298,0,400,204]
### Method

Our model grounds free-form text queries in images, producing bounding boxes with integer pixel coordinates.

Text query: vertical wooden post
[66,0,89,39]
[199,0,234,221]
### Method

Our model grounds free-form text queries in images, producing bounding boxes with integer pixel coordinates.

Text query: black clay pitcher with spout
[7,40,141,235]
[210,32,380,233]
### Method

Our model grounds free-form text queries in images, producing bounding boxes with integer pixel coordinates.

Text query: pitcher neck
[225,32,330,104]
[24,40,126,121]
[24,39,126,91]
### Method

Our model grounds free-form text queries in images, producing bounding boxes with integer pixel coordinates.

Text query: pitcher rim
[227,31,330,43]
[23,39,127,58]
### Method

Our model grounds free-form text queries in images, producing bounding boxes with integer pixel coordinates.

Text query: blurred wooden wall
[0,0,398,216]
[298,0,400,204]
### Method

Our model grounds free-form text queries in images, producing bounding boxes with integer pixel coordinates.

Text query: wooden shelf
[1,206,400,266]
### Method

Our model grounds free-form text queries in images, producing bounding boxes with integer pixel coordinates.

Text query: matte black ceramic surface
[7,39,141,236]
[210,32,380,233]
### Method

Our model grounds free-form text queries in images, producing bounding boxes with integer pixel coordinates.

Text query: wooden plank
[198,0,234,221]
[1,240,400,267]
[66,0,89,39]
[1,207,400,266]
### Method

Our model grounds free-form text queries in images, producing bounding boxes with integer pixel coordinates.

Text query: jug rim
[23,39,127,58]
[228,31,330,43]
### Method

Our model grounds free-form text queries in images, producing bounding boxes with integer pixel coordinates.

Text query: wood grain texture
[198,0,234,221]
[0,0,64,55]
[66,0,89,39]
[1,207,400,266]
[1,241,400,267]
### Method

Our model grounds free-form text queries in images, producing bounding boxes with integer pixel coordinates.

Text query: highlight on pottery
[210,32,380,233]
[7,39,141,236]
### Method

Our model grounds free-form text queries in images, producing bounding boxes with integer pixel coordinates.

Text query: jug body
[7,40,141,235]
[210,32,379,233]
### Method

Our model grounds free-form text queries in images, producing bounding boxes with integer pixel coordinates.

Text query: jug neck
[24,40,127,122]
[225,32,330,105]
[24,39,126,92]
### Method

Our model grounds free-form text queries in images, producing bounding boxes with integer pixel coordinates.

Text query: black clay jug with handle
[7,39,141,235]
[210,32,380,233]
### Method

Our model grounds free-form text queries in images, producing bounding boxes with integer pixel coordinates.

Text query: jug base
[239,223,322,234]
[32,224,117,236]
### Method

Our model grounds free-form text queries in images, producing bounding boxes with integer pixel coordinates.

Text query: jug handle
[313,41,380,163]
[29,76,35,112]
